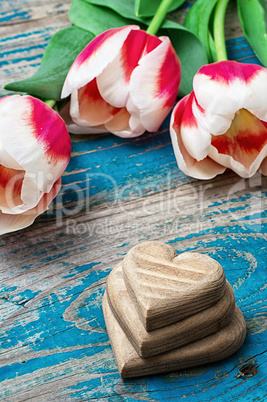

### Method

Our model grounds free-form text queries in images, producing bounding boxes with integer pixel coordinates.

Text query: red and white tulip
[170,61,267,179]
[0,95,71,234]
[61,25,181,138]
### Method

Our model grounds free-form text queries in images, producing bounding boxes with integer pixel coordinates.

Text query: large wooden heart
[122,241,226,331]
[106,263,235,357]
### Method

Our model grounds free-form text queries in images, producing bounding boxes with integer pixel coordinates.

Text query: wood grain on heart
[122,241,226,330]
[106,263,236,357]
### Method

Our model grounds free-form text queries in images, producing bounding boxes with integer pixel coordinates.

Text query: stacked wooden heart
[102,241,246,378]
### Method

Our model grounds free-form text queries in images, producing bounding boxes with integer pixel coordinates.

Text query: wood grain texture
[0,0,71,94]
[122,241,226,330]
[107,263,235,357]
[0,0,266,400]
[103,294,246,378]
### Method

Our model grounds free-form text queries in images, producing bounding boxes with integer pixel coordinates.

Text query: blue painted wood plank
[0,219,266,399]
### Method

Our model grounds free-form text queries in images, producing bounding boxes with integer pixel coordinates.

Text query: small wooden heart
[103,293,246,378]
[122,241,226,331]
[107,263,236,357]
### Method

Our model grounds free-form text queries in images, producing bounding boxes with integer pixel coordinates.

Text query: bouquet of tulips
[1,0,267,234]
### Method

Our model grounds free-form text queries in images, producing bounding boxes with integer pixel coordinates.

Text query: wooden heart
[102,293,246,378]
[122,241,226,331]
[106,263,236,357]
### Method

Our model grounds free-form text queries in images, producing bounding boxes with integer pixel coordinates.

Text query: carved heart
[107,263,235,357]
[122,241,226,331]
[103,293,246,378]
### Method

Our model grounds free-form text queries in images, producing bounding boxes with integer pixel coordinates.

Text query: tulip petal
[0,164,24,211]
[71,79,120,127]
[0,178,61,235]
[126,96,146,137]
[180,92,212,161]
[130,36,181,132]
[170,95,226,179]
[61,25,139,99]
[0,143,23,170]
[194,61,267,124]
[60,101,108,134]
[0,95,71,210]
[210,109,267,177]
[129,115,146,137]
[105,108,132,138]
[10,176,43,214]
[97,30,160,108]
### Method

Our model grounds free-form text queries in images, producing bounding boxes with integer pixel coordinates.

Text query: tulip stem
[213,0,230,61]
[45,99,56,109]
[146,0,175,35]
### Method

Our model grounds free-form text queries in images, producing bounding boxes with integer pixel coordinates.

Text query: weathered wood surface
[0,0,266,400]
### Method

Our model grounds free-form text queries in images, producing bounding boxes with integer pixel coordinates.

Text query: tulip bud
[170,61,267,179]
[61,25,181,138]
[0,95,71,234]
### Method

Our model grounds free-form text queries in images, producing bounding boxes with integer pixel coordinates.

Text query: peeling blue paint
[0,9,30,23]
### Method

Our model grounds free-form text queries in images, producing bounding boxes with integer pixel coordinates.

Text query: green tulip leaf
[4,26,94,100]
[69,0,142,35]
[184,0,219,62]
[237,0,267,67]
[135,0,187,18]
[86,0,145,22]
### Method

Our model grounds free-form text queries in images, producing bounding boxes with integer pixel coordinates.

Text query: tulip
[170,61,267,179]
[0,95,71,234]
[61,25,181,138]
